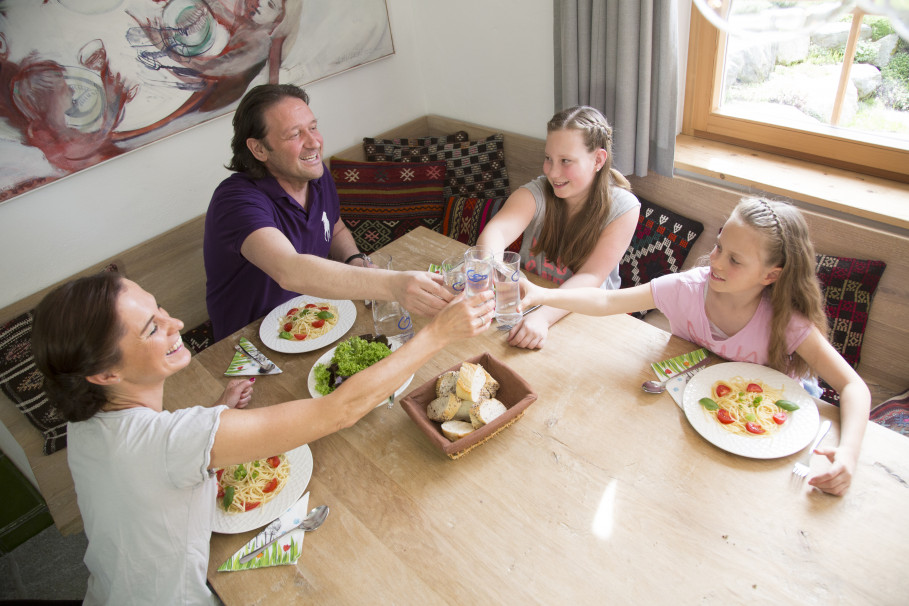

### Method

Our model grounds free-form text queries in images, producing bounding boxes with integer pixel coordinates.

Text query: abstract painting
[0,0,394,202]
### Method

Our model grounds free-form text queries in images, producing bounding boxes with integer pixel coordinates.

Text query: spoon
[238,504,329,564]
[641,356,713,394]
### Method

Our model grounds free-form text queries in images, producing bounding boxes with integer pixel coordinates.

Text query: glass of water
[367,252,414,348]
[493,251,522,331]
[463,247,493,298]
[440,254,466,295]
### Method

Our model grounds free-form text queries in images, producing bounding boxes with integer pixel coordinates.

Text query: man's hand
[390,271,453,317]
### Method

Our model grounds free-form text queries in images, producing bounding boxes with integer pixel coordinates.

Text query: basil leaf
[776,399,801,411]
[699,397,719,411]
[222,486,235,511]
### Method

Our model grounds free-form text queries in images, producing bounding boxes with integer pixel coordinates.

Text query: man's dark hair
[227,84,310,178]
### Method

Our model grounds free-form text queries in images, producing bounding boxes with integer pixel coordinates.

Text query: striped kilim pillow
[331,157,447,254]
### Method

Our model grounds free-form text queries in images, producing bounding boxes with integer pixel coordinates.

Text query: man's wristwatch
[344,252,369,265]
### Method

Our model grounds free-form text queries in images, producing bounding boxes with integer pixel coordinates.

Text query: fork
[792,420,831,479]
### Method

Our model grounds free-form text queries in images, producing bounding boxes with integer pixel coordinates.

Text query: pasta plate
[307,341,413,407]
[683,362,820,459]
[259,296,356,353]
[212,444,313,534]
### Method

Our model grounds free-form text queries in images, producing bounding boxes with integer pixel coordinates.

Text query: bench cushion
[870,389,909,436]
[441,196,521,253]
[363,131,469,161]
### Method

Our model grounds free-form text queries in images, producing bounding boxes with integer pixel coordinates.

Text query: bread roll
[456,362,486,402]
[435,370,458,398]
[470,398,507,429]
[480,369,500,399]
[441,420,475,441]
[453,398,473,422]
[427,393,461,423]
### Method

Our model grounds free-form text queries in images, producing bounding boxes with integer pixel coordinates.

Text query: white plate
[307,341,413,407]
[212,444,314,534]
[259,296,356,353]
[683,362,820,459]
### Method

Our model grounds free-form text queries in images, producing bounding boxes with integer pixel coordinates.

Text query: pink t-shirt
[650,267,812,370]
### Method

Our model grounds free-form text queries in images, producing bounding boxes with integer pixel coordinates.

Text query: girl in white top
[477,106,639,350]
[518,198,870,496]
[32,274,494,605]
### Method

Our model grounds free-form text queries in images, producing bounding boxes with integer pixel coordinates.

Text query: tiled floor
[0,525,88,601]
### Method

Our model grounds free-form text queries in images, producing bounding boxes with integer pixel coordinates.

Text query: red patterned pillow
[442,196,522,253]
[815,254,886,405]
[363,131,469,162]
[331,157,448,254]
[869,389,909,436]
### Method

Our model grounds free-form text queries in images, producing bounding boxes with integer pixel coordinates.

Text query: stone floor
[0,525,88,601]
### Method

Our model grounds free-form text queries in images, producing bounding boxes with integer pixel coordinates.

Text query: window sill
[673,135,909,232]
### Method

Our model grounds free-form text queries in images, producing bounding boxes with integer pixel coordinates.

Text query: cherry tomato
[293,333,307,340]
[772,412,788,424]
[312,319,325,328]
[745,422,766,434]
[319,306,329,311]
[244,501,261,511]
[304,303,318,308]
[746,383,763,393]
[283,322,293,332]
[217,486,224,499]
[263,478,279,493]
[715,384,732,398]
[266,456,281,468]
[287,308,299,315]
[216,469,224,481]
[716,409,734,424]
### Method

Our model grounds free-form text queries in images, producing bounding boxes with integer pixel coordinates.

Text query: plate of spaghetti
[259,296,356,353]
[683,362,820,459]
[211,444,314,534]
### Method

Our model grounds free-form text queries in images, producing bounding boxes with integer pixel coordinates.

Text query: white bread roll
[453,398,475,422]
[427,393,461,423]
[435,370,459,398]
[470,398,507,429]
[441,420,475,441]
[456,362,486,402]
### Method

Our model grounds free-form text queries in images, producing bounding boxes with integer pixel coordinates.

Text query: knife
[235,340,276,373]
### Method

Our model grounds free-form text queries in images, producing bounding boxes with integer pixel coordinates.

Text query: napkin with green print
[218,492,310,572]
[651,348,709,409]
[224,337,282,376]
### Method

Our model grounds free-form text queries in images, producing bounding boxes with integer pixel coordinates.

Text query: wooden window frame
[682,7,909,184]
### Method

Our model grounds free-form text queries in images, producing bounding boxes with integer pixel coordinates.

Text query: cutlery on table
[641,356,713,394]
[792,420,832,479]
[235,342,276,373]
[238,505,329,564]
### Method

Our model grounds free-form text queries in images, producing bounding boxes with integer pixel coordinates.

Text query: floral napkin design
[218,491,310,572]
[651,348,709,408]
[224,337,282,376]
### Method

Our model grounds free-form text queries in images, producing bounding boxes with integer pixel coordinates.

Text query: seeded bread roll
[427,393,461,423]
[456,362,486,402]
[441,420,475,441]
[435,370,459,398]
[480,369,500,399]
[470,398,507,429]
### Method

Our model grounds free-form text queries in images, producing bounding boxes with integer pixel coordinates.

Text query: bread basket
[400,352,537,459]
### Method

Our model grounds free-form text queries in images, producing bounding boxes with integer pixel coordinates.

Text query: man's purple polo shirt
[203,167,340,340]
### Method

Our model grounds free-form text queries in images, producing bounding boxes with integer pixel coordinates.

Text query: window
[683,5,909,183]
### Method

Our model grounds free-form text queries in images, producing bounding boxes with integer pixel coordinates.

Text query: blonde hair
[532,106,631,272]
[731,197,827,377]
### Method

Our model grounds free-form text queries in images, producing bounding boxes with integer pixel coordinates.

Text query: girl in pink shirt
[519,197,870,496]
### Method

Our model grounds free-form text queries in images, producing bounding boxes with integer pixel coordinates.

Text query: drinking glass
[440,254,466,295]
[463,247,493,298]
[493,251,522,330]
[367,251,414,348]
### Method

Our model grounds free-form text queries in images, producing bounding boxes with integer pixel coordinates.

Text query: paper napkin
[218,492,310,572]
[651,348,709,408]
[224,337,282,376]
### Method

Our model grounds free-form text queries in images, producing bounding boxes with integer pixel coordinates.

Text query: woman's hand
[215,378,255,409]
[505,312,549,349]
[426,291,495,343]
[807,445,858,496]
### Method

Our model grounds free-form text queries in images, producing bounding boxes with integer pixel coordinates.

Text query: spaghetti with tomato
[699,377,798,437]
[215,454,290,514]
[278,302,339,341]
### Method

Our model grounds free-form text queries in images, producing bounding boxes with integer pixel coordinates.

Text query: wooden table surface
[165,227,909,605]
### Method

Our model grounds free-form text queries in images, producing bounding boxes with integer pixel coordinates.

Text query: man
[204,84,452,340]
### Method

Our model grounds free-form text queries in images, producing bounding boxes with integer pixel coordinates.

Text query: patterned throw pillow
[869,389,909,436]
[815,254,886,405]
[619,200,704,318]
[363,131,469,162]
[441,196,523,253]
[363,133,511,200]
[331,157,448,254]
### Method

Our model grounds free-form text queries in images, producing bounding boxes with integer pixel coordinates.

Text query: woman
[31,272,494,605]
[477,106,639,349]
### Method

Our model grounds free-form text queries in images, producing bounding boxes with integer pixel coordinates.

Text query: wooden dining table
[165,227,909,605]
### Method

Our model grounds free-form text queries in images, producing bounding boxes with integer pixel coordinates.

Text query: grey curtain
[554,0,678,177]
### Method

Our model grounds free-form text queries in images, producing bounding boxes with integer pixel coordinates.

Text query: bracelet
[344,253,369,265]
